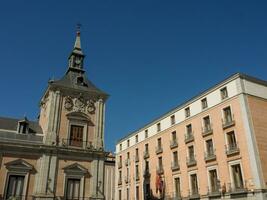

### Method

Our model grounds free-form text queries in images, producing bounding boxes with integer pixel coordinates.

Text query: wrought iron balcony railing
[117,161,122,169]
[222,114,235,129]
[205,149,216,162]
[155,146,163,154]
[157,166,164,174]
[125,158,130,166]
[143,169,151,178]
[184,132,194,143]
[186,155,197,167]
[170,139,178,149]
[171,161,180,171]
[202,124,213,137]
[135,155,139,162]
[225,143,240,156]
[143,151,150,159]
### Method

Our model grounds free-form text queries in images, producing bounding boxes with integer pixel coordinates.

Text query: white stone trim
[228,159,245,190]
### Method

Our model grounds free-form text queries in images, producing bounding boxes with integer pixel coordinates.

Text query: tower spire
[74,23,82,50]
[68,24,85,70]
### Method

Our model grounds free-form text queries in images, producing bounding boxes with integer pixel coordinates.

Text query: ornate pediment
[64,94,96,115]
[5,159,34,172]
[63,163,88,175]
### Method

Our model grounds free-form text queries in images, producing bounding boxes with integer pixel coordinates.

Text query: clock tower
[33,29,109,199]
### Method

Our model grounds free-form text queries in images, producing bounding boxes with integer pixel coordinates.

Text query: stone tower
[34,29,109,199]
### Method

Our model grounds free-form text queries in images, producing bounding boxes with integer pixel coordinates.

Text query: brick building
[115,73,267,200]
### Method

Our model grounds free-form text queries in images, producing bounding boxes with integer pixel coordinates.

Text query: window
[127,152,130,160]
[119,143,122,151]
[69,125,83,147]
[173,151,178,166]
[171,115,176,125]
[231,164,244,189]
[188,146,194,159]
[136,186,140,200]
[157,138,162,148]
[119,190,122,200]
[201,98,208,109]
[186,124,192,134]
[135,148,139,161]
[190,174,199,195]
[203,116,211,131]
[145,144,149,152]
[6,175,25,199]
[145,129,148,138]
[18,121,29,134]
[158,157,163,169]
[171,131,177,141]
[223,106,233,123]
[66,178,80,200]
[220,87,228,100]
[209,169,219,192]
[126,188,129,200]
[127,139,130,147]
[157,123,161,132]
[135,134,139,143]
[206,139,214,155]
[135,165,139,176]
[174,177,181,197]
[145,160,149,171]
[227,131,237,147]
[119,171,122,184]
[185,107,190,118]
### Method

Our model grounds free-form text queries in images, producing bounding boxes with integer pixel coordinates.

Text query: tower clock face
[75,58,81,65]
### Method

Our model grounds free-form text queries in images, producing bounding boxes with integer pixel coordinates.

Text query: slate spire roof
[49,30,108,98]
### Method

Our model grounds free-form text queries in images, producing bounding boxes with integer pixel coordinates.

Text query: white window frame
[228,160,245,190]
[67,120,88,148]
[206,165,220,193]
[188,170,198,195]
[172,174,181,197]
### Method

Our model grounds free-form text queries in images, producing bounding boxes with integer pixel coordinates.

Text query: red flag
[156,173,161,193]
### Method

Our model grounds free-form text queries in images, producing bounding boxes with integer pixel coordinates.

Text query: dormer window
[18,120,29,134]
[77,76,84,85]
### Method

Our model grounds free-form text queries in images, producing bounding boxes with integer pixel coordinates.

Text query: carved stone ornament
[64,95,96,114]
[64,96,74,111]
[86,99,96,114]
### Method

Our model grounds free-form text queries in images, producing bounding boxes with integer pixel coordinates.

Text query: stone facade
[0,31,115,200]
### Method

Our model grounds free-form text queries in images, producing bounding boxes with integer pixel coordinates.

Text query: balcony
[125,158,130,166]
[171,193,182,200]
[135,155,139,162]
[228,182,248,197]
[186,155,197,167]
[225,143,240,156]
[61,138,97,150]
[135,173,140,181]
[157,166,164,174]
[118,178,122,185]
[155,146,163,154]
[171,161,180,171]
[189,190,200,199]
[202,125,213,137]
[143,169,151,178]
[117,161,122,169]
[204,149,216,162]
[207,187,221,198]
[143,151,150,159]
[184,132,194,144]
[124,176,130,184]
[170,139,178,149]
[222,115,235,129]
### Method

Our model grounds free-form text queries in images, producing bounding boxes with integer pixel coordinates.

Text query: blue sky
[0,0,267,152]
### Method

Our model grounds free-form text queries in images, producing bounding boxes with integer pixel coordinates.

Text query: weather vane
[76,23,82,32]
